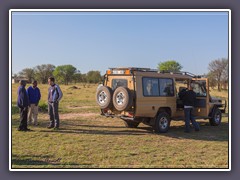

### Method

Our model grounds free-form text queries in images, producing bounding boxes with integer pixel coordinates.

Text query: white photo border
[9,9,231,171]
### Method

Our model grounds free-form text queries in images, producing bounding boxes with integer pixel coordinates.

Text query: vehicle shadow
[161,121,229,142]
[39,121,228,141]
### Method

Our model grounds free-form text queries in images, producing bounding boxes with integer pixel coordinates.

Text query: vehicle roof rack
[159,70,203,78]
[108,67,203,78]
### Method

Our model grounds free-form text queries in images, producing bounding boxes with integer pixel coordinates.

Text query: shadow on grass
[11,154,81,167]
[40,128,153,136]
[12,154,55,166]
[38,121,229,142]
[161,121,229,142]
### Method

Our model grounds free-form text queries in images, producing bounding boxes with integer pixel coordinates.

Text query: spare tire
[96,86,113,109]
[113,87,133,111]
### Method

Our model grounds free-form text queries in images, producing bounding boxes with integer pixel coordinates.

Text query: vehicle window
[192,81,207,97]
[159,79,174,96]
[112,79,128,90]
[143,78,159,96]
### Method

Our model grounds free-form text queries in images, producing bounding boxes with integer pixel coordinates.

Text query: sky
[11,11,229,75]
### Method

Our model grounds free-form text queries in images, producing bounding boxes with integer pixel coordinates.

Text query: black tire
[209,108,222,126]
[123,120,140,128]
[154,112,170,133]
[113,87,133,111]
[96,86,113,109]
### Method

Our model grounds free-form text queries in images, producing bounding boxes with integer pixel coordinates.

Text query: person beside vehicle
[179,82,200,133]
[17,80,30,131]
[47,77,63,130]
[27,80,41,126]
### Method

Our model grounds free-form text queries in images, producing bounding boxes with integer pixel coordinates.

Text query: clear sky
[11,11,229,75]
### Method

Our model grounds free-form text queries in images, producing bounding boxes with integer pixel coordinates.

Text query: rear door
[191,78,209,117]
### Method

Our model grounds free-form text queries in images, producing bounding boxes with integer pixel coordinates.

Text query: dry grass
[11,83,229,169]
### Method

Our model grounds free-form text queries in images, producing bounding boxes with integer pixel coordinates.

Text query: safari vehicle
[96,67,227,133]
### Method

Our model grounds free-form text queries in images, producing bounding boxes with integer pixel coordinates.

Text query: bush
[38,102,48,112]
[12,105,19,115]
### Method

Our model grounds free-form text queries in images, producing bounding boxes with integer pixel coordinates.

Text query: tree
[158,60,183,72]
[34,64,55,84]
[208,58,228,91]
[53,65,77,85]
[207,71,217,89]
[72,70,82,84]
[18,68,35,82]
[86,70,102,83]
[81,73,87,83]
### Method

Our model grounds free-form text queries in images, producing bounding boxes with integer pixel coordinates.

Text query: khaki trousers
[28,104,39,125]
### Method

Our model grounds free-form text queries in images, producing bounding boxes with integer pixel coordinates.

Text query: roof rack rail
[161,71,204,78]
[108,67,203,78]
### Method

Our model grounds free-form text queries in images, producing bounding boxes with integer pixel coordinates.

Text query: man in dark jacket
[17,80,30,131]
[27,80,41,126]
[47,77,63,130]
[179,82,200,133]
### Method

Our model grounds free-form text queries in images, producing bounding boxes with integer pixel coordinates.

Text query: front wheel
[209,108,222,126]
[154,112,170,133]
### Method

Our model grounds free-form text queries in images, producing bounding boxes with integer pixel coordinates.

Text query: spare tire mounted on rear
[113,87,133,111]
[96,86,113,109]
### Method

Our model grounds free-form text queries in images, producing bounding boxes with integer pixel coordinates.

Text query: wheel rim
[98,91,107,104]
[159,117,168,129]
[116,92,125,105]
[214,113,221,123]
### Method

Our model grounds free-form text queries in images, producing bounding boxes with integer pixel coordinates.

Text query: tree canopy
[207,58,228,91]
[157,60,183,72]
[18,68,35,82]
[34,64,55,84]
[53,65,77,85]
[86,70,102,83]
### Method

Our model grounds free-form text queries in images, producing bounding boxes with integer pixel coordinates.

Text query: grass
[11,83,229,169]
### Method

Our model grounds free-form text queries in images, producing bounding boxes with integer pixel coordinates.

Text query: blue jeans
[184,108,200,132]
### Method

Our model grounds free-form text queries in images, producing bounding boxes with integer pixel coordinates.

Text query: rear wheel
[96,86,113,109]
[113,87,133,111]
[154,112,170,133]
[123,120,140,128]
[209,108,222,126]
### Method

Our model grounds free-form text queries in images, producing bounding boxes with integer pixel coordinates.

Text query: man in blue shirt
[27,80,41,126]
[47,77,63,130]
[17,80,30,131]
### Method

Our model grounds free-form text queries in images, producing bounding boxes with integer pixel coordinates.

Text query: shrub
[38,102,48,112]
[12,105,19,115]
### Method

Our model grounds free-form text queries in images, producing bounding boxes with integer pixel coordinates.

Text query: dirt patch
[67,105,98,109]
[39,113,99,120]
[61,113,98,119]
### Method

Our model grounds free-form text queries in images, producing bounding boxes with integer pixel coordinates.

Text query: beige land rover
[96,67,227,133]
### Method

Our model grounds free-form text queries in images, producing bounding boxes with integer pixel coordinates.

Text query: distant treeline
[13,64,102,85]
[14,58,228,91]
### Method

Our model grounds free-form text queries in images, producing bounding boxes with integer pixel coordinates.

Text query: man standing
[47,77,63,130]
[179,82,200,133]
[27,80,41,126]
[17,80,30,131]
